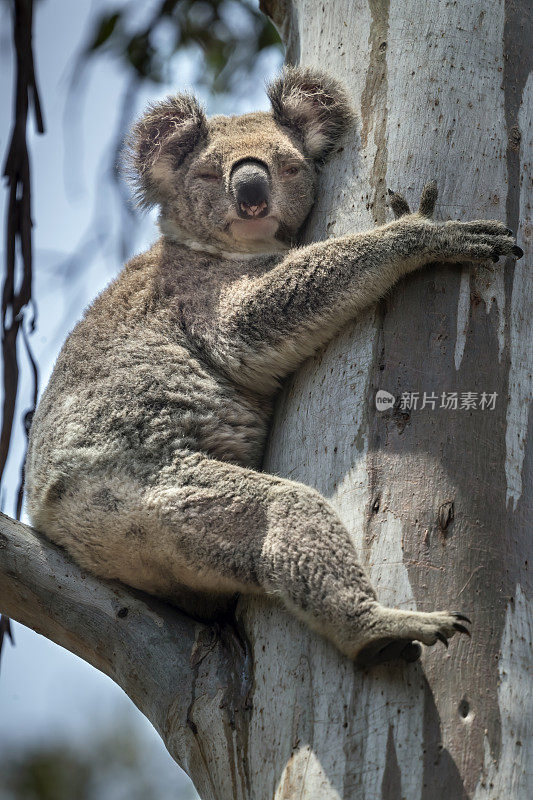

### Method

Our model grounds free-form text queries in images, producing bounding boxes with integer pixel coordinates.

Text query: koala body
[25,68,521,662]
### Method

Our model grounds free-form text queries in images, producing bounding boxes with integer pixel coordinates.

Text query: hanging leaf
[86,11,122,52]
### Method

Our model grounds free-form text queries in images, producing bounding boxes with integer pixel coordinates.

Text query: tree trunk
[244,0,531,797]
[1,2,531,798]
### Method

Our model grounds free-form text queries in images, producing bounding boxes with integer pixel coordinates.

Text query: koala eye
[281,166,300,177]
[197,173,222,182]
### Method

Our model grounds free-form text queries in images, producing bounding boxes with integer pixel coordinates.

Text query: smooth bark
[253,1,533,797]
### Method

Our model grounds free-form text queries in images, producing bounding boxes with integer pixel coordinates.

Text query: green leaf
[87,11,122,52]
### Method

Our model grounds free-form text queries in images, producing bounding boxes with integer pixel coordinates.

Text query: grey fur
[25,69,520,662]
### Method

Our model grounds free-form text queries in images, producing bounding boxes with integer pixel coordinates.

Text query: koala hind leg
[144,454,470,660]
[37,453,470,662]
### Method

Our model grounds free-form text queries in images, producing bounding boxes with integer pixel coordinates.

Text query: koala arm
[213,192,518,392]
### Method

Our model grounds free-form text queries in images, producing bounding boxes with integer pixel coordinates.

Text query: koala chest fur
[27,241,275,494]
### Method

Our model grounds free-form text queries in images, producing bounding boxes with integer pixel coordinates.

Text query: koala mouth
[239,200,268,218]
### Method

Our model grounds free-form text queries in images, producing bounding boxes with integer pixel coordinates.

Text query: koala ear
[126,93,207,208]
[267,67,355,162]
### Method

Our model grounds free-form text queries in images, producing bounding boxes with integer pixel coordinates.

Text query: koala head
[127,67,354,254]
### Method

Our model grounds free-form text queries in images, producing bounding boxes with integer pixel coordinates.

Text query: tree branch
[0,512,255,800]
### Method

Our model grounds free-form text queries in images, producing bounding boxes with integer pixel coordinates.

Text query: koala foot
[347,605,471,665]
[356,638,423,667]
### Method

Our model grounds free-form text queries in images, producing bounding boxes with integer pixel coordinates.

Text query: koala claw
[427,612,471,647]
[452,612,472,624]
[512,244,524,258]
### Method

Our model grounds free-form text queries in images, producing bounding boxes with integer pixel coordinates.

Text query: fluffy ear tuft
[267,67,355,162]
[126,93,207,208]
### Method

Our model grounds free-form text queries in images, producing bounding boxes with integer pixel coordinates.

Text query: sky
[0,0,282,795]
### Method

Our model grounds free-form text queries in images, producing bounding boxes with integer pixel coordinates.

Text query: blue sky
[0,0,281,794]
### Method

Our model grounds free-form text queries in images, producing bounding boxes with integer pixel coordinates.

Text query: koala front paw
[387,181,524,266]
[433,219,523,264]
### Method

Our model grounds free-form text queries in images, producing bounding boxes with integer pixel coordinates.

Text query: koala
[24,67,522,665]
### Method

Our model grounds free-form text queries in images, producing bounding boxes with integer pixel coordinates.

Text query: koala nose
[231,161,270,219]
